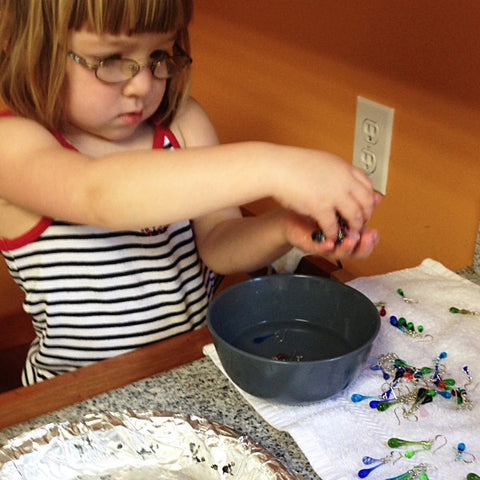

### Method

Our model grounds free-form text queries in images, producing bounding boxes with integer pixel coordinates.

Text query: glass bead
[358,464,381,478]
[437,390,451,399]
[311,231,326,242]
[421,395,433,405]
[416,387,428,399]
[467,474,480,480]
[351,393,375,403]
[376,401,393,411]
[387,437,411,448]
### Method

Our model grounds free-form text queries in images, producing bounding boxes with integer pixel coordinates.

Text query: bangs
[67,0,193,35]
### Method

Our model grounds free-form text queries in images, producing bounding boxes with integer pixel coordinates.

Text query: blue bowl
[207,274,380,404]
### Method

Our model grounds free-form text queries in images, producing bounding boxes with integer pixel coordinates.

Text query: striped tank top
[0,125,215,385]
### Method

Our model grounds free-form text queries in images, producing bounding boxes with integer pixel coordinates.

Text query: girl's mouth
[118,111,143,125]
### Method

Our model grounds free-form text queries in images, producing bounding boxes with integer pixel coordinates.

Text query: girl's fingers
[334,228,379,259]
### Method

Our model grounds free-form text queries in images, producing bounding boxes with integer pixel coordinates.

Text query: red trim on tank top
[153,124,180,149]
[0,217,53,251]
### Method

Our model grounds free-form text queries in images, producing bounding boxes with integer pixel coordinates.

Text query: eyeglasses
[67,44,192,84]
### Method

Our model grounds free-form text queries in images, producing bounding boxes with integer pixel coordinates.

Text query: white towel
[204,259,480,480]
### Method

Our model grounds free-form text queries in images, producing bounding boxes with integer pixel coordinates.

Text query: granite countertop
[0,356,320,480]
[456,265,480,286]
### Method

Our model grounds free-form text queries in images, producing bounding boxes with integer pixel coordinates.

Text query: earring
[357,451,395,478]
[449,306,480,316]
[387,435,447,454]
[396,288,418,304]
[455,442,476,463]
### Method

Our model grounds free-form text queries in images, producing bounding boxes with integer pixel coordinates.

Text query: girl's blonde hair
[0,0,193,131]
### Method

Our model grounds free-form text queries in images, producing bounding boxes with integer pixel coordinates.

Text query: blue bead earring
[455,442,476,463]
[357,451,395,478]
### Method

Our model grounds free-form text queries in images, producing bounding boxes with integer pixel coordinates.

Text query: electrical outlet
[353,96,394,195]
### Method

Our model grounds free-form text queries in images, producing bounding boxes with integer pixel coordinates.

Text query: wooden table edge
[0,327,213,431]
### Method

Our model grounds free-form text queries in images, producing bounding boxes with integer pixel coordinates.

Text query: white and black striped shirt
[0,126,215,385]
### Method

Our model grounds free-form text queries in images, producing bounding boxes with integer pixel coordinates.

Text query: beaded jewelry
[357,451,396,478]
[387,435,446,456]
[449,306,480,316]
[389,315,425,338]
[374,303,429,340]
[455,442,476,463]
[351,352,474,419]
[397,288,418,304]
[311,214,348,244]
[377,303,387,317]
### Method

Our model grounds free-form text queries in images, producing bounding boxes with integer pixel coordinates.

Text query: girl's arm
[194,206,379,275]
[0,102,378,250]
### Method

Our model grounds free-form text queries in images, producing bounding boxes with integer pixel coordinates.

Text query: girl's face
[65,29,176,143]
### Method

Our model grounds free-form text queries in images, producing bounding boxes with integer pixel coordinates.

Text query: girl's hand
[281,209,379,260]
[271,148,380,242]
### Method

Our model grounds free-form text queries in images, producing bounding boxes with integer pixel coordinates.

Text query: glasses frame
[67,44,192,84]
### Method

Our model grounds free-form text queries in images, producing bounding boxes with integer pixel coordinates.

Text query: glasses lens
[153,59,170,79]
[153,55,191,80]
[97,59,139,83]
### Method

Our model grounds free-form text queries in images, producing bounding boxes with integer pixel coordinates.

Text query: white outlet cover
[353,96,394,195]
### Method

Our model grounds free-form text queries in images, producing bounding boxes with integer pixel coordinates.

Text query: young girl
[0,0,380,385]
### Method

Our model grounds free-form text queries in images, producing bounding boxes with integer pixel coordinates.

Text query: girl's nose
[121,67,156,97]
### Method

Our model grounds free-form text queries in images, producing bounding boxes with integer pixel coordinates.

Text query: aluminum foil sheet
[0,410,303,480]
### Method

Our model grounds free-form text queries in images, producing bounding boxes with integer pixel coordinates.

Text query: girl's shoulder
[0,112,65,158]
[0,111,56,136]
[169,97,219,148]
[0,112,60,242]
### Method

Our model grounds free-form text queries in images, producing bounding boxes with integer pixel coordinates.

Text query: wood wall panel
[190,2,480,277]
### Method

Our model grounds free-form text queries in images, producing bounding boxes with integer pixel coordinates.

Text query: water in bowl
[232,319,353,361]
